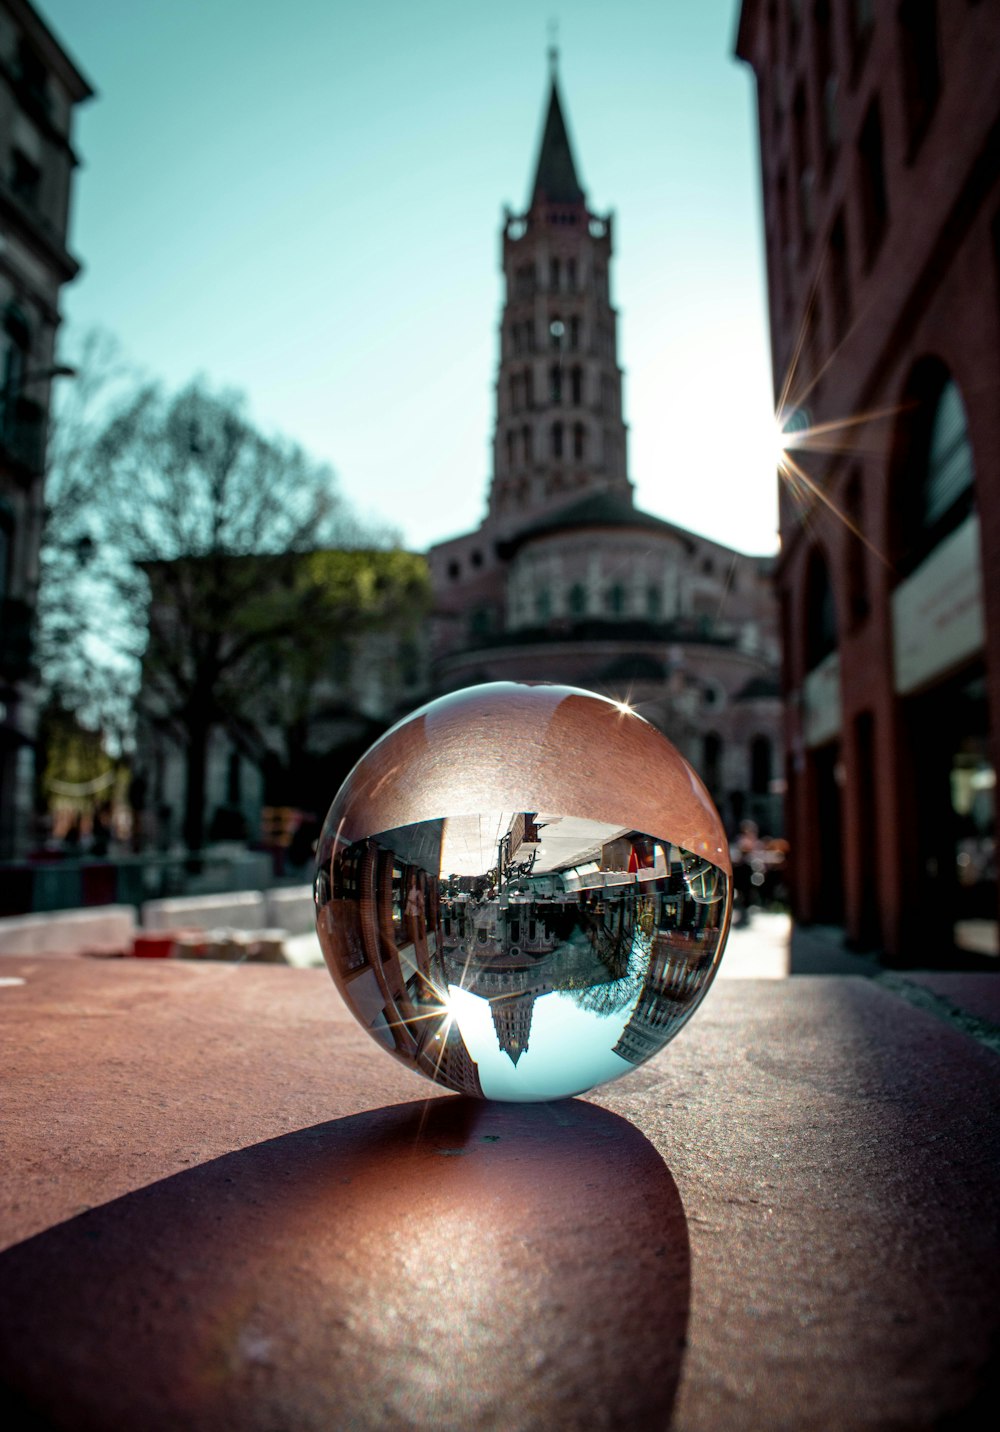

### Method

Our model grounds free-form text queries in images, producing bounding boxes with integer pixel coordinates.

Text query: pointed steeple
[530,53,585,207]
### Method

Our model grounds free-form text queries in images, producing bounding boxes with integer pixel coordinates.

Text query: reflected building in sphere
[737,0,1000,960]
[427,57,783,838]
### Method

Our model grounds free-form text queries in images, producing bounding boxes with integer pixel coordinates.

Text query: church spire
[529,56,585,208]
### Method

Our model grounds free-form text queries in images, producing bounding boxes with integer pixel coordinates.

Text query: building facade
[737,0,1000,958]
[0,0,91,856]
[429,61,784,837]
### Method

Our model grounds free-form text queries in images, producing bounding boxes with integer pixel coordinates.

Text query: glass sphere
[314,682,731,1102]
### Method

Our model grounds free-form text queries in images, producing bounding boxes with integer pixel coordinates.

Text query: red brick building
[737,0,1000,959]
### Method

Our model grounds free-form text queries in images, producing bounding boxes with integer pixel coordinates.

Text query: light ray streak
[779,452,892,568]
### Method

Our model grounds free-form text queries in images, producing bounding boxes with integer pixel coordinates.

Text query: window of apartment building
[10,147,41,206]
[569,582,587,616]
[14,38,49,113]
[894,363,975,574]
[898,0,940,156]
[767,1,780,64]
[551,421,564,458]
[0,500,13,597]
[792,85,815,252]
[857,97,888,264]
[567,258,577,291]
[806,288,825,390]
[813,0,839,169]
[570,365,583,405]
[923,379,974,530]
[550,257,561,292]
[470,606,493,638]
[606,583,625,616]
[850,0,875,81]
[1,306,30,437]
[572,422,586,459]
[844,467,870,627]
[569,315,580,349]
[515,264,535,298]
[828,209,851,338]
[805,548,837,668]
[776,166,794,304]
[522,424,533,464]
[549,363,562,404]
[788,0,803,53]
[506,429,515,469]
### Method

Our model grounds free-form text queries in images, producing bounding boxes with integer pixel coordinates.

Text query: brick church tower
[427,57,783,839]
[490,53,630,523]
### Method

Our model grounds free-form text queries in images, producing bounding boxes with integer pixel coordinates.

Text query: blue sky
[42,0,779,555]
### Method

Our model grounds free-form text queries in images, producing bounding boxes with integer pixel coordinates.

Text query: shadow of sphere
[0,1098,689,1432]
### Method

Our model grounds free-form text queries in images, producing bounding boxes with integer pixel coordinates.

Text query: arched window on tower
[571,366,583,405]
[549,364,562,404]
[522,424,533,465]
[550,257,561,292]
[569,582,587,617]
[606,583,625,616]
[506,430,515,470]
[573,422,586,459]
[509,374,519,414]
[551,421,564,459]
[567,258,577,291]
[569,316,580,349]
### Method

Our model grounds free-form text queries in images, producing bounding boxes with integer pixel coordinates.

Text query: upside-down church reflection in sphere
[314,683,731,1101]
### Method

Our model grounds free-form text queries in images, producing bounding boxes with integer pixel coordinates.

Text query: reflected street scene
[316,807,728,1101]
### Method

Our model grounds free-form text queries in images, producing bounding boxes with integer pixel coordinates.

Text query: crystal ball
[314,682,731,1101]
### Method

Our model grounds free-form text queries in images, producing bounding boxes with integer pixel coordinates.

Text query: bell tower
[489,53,632,524]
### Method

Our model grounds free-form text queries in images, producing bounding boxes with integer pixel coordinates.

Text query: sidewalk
[1,950,997,1429]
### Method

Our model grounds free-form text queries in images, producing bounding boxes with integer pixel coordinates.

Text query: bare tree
[39,357,409,851]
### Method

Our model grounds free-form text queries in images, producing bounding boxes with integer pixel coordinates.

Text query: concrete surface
[1,954,998,1430]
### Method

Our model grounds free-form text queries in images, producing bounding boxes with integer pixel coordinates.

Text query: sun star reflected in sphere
[314,682,732,1101]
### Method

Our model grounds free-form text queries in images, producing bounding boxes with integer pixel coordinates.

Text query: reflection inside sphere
[316,808,728,1102]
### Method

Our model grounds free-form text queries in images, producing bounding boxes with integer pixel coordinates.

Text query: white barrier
[141,891,267,932]
[264,885,315,936]
[0,905,136,957]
